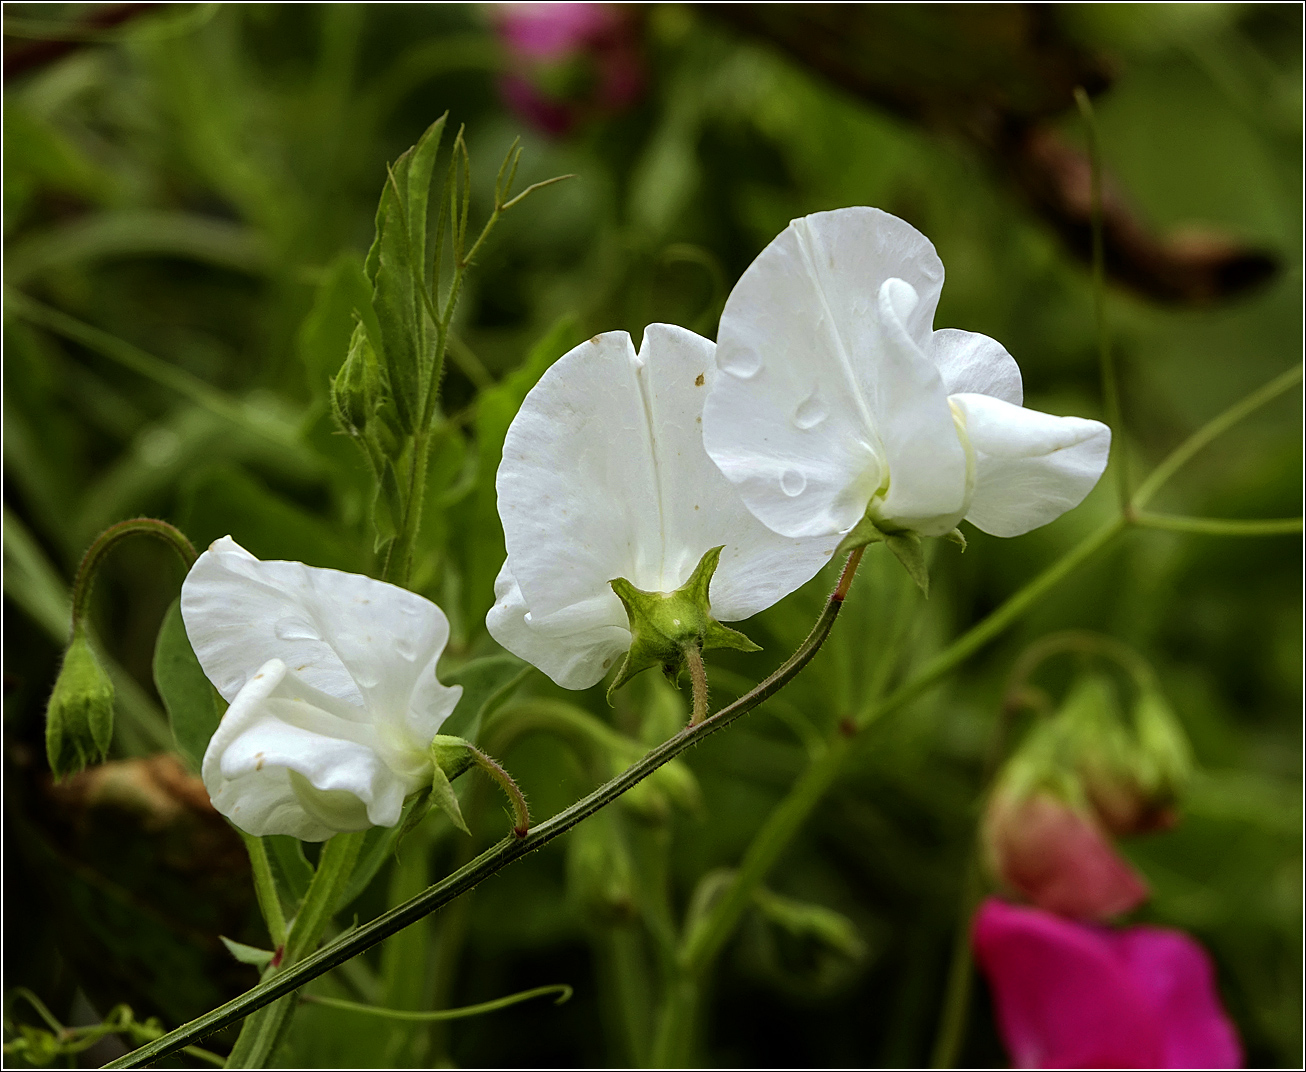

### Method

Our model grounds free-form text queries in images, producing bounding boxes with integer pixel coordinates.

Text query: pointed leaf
[152,597,223,772]
[429,761,470,835]
[220,936,276,968]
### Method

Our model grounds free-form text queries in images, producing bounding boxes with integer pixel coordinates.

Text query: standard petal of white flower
[705,206,1109,543]
[181,537,462,838]
[930,328,1023,406]
[489,324,835,690]
[950,393,1112,538]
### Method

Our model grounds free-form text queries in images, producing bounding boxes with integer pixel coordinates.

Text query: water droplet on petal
[793,391,828,430]
[275,617,320,642]
[352,667,380,689]
[718,347,761,380]
[394,635,420,662]
[780,469,807,497]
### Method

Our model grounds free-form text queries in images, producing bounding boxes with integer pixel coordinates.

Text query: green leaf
[264,835,314,913]
[220,936,276,968]
[152,598,223,773]
[298,251,374,402]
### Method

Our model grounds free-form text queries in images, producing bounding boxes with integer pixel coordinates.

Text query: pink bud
[973,898,1243,1068]
[984,790,1149,920]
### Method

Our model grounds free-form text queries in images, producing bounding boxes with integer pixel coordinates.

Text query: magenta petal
[973,899,1244,1069]
[495,2,614,60]
[974,898,1167,1067]
[1106,927,1243,1069]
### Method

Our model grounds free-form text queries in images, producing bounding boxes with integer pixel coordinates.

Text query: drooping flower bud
[982,719,1148,920]
[1063,674,1192,835]
[45,628,115,781]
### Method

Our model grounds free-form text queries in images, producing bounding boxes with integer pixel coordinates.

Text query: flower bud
[983,786,1149,921]
[1065,674,1192,835]
[45,629,115,781]
[330,322,382,438]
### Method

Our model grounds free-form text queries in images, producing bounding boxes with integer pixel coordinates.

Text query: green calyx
[835,514,967,597]
[45,627,115,781]
[426,734,531,838]
[607,545,760,701]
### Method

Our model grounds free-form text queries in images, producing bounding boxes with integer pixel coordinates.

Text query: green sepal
[606,546,760,701]
[884,531,929,596]
[428,734,477,836]
[371,458,404,553]
[45,627,115,780]
[943,527,967,551]
[835,514,933,595]
[834,513,887,556]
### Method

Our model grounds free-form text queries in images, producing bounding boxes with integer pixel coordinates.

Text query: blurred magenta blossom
[491,2,644,135]
[973,898,1242,1069]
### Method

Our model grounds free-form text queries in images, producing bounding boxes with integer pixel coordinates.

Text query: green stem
[1131,363,1302,511]
[1074,86,1129,512]
[648,974,698,1068]
[1003,629,1157,711]
[242,834,288,949]
[70,518,196,631]
[105,558,860,1068]
[225,831,366,1068]
[857,517,1126,732]
[1133,512,1302,537]
[929,855,984,1068]
[301,984,572,1021]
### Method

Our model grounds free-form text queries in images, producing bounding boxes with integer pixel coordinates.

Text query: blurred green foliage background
[3,3,1301,1067]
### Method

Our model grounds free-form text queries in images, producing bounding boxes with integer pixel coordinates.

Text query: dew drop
[352,668,380,689]
[275,617,320,642]
[780,469,807,497]
[718,347,761,380]
[793,392,828,430]
[394,636,420,662]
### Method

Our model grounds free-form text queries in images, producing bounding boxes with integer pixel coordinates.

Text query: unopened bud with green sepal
[45,627,115,780]
[607,545,759,700]
[330,322,383,438]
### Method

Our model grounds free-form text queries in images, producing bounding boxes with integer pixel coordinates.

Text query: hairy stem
[71,518,196,630]
[684,644,709,726]
[241,834,288,950]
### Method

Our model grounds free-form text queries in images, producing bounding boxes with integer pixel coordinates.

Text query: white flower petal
[930,328,1023,405]
[201,659,421,840]
[180,537,460,742]
[867,279,970,536]
[951,393,1111,537]
[706,208,959,539]
[486,560,630,690]
[496,324,832,643]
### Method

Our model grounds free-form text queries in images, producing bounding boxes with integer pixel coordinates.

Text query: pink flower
[984,790,1150,921]
[491,3,644,136]
[973,898,1243,1069]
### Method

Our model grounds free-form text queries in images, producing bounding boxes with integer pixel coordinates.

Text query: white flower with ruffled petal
[702,207,1111,545]
[487,323,836,690]
[181,537,462,841]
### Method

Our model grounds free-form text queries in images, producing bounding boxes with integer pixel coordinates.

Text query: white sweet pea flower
[702,207,1110,544]
[487,324,835,690]
[181,537,462,841]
